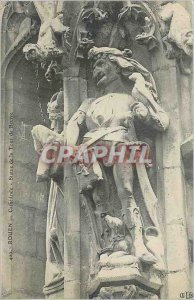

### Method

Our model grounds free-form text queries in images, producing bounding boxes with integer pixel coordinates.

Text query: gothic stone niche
[72,0,158,60]
[70,46,169,299]
[1,1,40,58]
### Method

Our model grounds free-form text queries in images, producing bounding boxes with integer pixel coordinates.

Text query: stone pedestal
[88,266,161,299]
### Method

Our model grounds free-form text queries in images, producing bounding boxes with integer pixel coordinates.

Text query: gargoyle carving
[42,60,63,82]
[159,2,193,74]
[23,1,71,80]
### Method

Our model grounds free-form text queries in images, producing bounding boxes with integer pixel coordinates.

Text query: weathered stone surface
[64,233,80,282]
[14,140,37,167]
[158,167,186,224]
[35,211,47,234]
[13,205,37,256]
[12,253,45,297]
[166,224,189,271]
[181,135,193,181]
[63,280,80,299]
[36,233,46,260]
[167,270,190,299]
[179,75,192,140]
[152,35,192,300]
[64,177,80,233]
[14,163,48,211]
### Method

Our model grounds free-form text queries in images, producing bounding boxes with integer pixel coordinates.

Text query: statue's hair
[88,46,159,102]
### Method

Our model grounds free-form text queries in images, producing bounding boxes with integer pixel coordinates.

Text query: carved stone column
[151,52,191,299]
[63,67,87,299]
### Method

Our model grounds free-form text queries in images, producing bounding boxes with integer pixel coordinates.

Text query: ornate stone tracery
[119,1,158,51]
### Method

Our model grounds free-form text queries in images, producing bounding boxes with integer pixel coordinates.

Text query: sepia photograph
[0,0,193,299]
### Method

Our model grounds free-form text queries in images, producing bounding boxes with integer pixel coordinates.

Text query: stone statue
[31,91,64,181]
[66,46,169,297]
[23,1,70,81]
[159,2,193,58]
[23,1,70,61]
[19,1,191,298]
[31,91,65,296]
[159,1,193,74]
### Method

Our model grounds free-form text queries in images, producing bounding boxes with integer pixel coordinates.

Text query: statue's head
[23,43,42,61]
[88,47,133,88]
[181,30,193,57]
[88,46,158,101]
[47,91,64,130]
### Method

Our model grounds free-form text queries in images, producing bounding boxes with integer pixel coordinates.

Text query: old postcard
[0,0,193,299]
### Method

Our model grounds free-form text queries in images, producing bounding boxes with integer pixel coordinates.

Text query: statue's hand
[129,73,151,106]
[131,102,149,120]
[129,72,145,83]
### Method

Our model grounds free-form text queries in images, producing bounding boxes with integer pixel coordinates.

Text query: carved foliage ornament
[119,1,158,51]
[73,1,158,58]
[21,1,193,79]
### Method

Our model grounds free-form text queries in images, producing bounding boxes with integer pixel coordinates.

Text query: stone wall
[1,49,57,298]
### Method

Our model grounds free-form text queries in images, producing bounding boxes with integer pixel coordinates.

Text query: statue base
[88,265,161,299]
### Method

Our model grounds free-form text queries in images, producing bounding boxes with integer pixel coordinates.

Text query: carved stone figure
[31,91,64,181]
[31,91,65,295]
[159,2,193,57]
[95,285,159,299]
[23,1,70,61]
[66,46,169,297]
[159,1,193,74]
[23,1,70,80]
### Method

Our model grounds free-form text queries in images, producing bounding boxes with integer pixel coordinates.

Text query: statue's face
[182,31,193,57]
[23,44,41,61]
[92,56,120,88]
